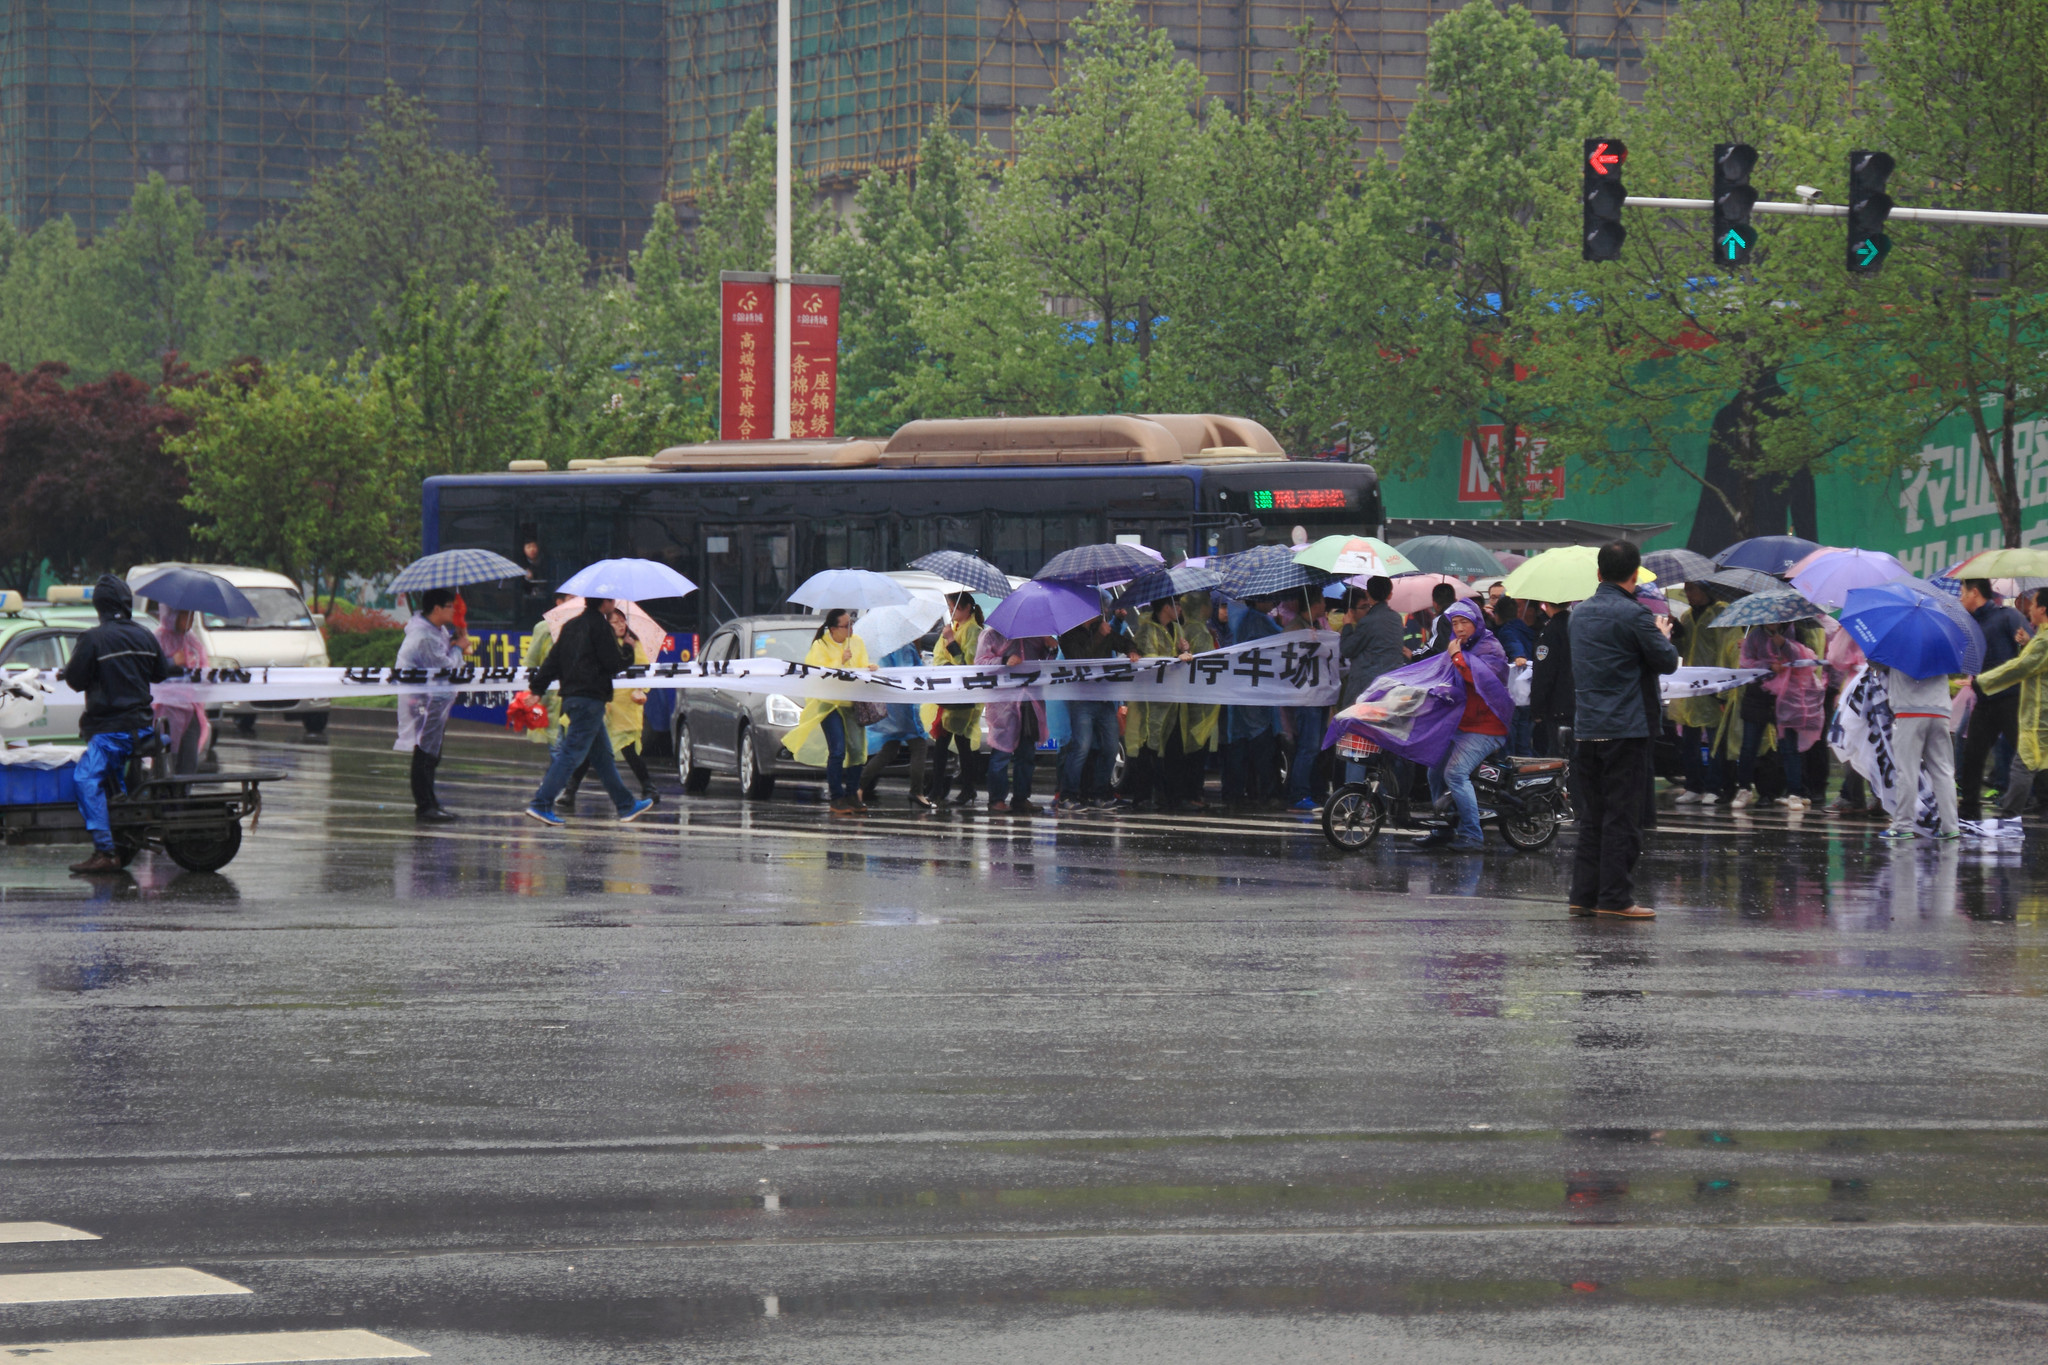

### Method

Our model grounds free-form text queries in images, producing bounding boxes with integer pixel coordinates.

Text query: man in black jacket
[1959,578,2033,823]
[60,576,170,873]
[1567,542,1679,920]
[523,596,654,826]
[1528,602,1575,756]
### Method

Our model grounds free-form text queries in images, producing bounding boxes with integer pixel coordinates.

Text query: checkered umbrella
[1109,562,1223,610]
[908,551,1013,598]
[1698,566,1782,602]
[1216,544,1337,599]
[1640,548,1717,584]
[389,548,529,594]
[1035,542,1162,586]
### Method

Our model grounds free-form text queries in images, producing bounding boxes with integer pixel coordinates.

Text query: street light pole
[773,0,792,440]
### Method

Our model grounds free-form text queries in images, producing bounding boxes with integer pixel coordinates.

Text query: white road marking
[0,1329,426,1363]
[0,1267,250,1304]
[0,1223,97,1244]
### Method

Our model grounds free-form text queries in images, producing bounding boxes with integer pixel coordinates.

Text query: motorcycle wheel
[1322,785,1383,852]
[1498,800,1559,851]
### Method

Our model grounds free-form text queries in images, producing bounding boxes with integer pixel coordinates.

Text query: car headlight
[766,694,803,726]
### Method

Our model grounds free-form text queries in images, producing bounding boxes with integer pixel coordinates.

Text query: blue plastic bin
[0,761,78,805]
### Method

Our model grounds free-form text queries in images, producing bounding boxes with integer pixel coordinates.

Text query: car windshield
[202,588,316,630]
[750,629,816,663]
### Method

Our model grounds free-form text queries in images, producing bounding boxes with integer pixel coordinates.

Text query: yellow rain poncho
[1978,629,2048,771]
[604,639,652,753]
[1126,612,1187,756]
[784,631,874,768]
[1176,592,1221,753]
[1667,597,1738,730]
[934,616,982,746]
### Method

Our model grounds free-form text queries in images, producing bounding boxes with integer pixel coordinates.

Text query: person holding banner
[1123,596,1196,810]
[1173,591,1222,808]
[784,609,876,814]
[396,589,469,822]
[927,594,986,807]
[1978,588,2048,827]
[977,626,1052,814]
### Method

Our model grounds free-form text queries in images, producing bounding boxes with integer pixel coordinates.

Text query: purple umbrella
[985,580,1102,638]
[1789,548,1911,610]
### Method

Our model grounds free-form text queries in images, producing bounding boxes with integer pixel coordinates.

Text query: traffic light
[1582,138,1628,261]
[1847,149,1895,274]
[1711,143,1759,267]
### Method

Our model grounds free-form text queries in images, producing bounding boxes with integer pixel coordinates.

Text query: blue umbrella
[1841,580,1986,679]
[1924,574,1964,598]
[788,569,910,610]
[908,550,1012,598]
[1110,562,1222,610]
[558,558,699,603]
[128,566,258,619]
[1714,535,1820,575]
[1711,588,1828,628]
[1217,544,1337,599]
[1035,542,1160,586]
[388,548,527,594]
[986,580,1103,638]
[1640,548,1717,584]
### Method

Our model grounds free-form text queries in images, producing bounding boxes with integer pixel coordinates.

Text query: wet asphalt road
[3,715,2047,1362]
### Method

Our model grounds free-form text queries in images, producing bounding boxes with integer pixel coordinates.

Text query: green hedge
[325,629,403,669]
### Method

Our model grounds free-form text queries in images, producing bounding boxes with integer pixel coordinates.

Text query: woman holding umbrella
[150,607,212,773]
[927,594,986,807]
[1732,622,1824,811]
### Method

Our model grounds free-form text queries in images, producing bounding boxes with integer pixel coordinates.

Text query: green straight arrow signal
[1718,227,1753,262]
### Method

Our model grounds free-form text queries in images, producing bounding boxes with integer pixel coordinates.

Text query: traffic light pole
[1625,196,2048,229]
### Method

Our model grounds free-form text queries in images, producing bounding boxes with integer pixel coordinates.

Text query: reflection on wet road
[1,719,2045,1362]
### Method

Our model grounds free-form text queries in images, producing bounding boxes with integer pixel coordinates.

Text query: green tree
[376,276,544,476]
[170,360,412,608]
[1537,0,1905,539]
[988,0,1203,410]
[891,250,1088,418]
[0,219,86,372]
[823,119,988,435]
[260,86,508,360]
[67,174,220,379]
[1154,28,1358,453]
[1869,0,2048,547]
[1310,0,1619,516]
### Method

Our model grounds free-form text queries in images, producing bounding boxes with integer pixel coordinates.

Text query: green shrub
[326,628,403,668]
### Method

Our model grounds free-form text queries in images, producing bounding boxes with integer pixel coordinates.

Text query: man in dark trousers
[60,576,170,874]
[1528,600,1575,756]
[1567,542,1678,920]
[523,595,655,826]
[1958,578,2032,826]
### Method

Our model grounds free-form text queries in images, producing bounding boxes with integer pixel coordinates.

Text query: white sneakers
[1698,792,1720,807]
[1731,789,1754,810]
[1674,791,1701,805]
[1783,795,1809,811]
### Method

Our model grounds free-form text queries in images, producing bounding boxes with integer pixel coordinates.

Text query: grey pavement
[1,714,2045,1362]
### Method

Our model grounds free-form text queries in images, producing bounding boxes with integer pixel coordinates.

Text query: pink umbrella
[1493,552,1528,572]
[544,596,666,658]
[1381,574,1477,614]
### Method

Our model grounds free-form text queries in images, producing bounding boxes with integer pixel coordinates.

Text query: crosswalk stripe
[0,1224,97,1244]
[0,1329,426,1363]
[0,1268,249,1305]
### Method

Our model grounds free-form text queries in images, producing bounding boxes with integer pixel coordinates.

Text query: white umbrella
[557,558,698,602]
[789,568,911,610]
[855,591,948,658]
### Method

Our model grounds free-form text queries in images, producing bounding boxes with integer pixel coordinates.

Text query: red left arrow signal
[1588,141,1626,176]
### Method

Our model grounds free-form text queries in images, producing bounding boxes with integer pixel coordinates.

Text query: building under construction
[667,0,1882,199]
[0,0,664,259]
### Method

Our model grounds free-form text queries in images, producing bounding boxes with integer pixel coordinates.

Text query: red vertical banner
[788,277,840,439]
[718,273,773,441]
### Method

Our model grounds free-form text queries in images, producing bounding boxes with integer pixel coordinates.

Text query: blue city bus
[422,414,1383,733]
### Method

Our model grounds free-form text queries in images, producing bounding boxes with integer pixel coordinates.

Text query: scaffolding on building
[0,1,665,260]
[666,0,1882,202]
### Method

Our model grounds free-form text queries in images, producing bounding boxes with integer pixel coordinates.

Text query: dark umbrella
[1217,544,1337,599]
[1395,535,1503,578]
[1109,562,1223,610]
[1697,566,1782,602]
[1712,587,1828,628]
[1715,535,1821,575]
[1640,548,1717,583]
[1035,542,1161,587]
[128,566,258,620]
[908,550,1013,598]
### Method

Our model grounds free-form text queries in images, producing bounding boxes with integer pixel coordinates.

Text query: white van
[126,564,332,735]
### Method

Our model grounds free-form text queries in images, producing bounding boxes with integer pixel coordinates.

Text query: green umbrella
[1501,546,1658,605]
[1292,535,1418,576]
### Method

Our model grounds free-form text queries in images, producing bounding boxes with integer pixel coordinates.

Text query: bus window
[754,529,792,613]
[807,519,879,576]
[897,515,982,565]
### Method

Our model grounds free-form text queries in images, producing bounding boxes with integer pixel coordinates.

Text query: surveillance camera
[1795,184,1820,202]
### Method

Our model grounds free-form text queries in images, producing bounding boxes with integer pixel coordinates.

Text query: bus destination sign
[1250,488,1349,511]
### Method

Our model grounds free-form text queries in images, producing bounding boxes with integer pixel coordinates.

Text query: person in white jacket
[395,589,469,823]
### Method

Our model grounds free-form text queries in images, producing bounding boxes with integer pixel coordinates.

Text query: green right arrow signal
[1853,236,1885,268]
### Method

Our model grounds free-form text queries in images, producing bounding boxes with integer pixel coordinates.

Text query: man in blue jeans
[61,576,171,874]
[524,595,655,826]
[1054,616,1133,814]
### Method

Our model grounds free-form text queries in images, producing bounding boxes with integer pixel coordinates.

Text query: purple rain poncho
[1322,599,1513,767]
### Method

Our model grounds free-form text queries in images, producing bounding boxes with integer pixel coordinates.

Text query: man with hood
[60,575,171,873]
[1413,598,1513,852]
[396,588,469,822]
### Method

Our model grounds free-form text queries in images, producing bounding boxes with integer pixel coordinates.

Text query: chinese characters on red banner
[719,275,839,440]
[1458,425,1565,503]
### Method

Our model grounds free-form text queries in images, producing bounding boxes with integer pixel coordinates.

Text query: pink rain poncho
[154,616,210,768]
[1742,625,1826,751]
